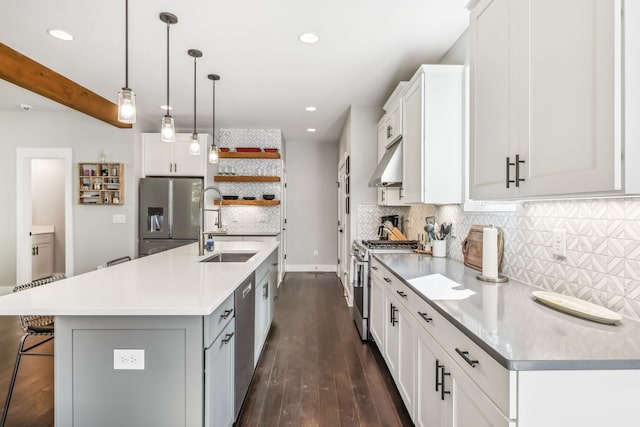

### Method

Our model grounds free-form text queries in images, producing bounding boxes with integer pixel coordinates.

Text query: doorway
[337,160,349,302]
[16,148,74,285]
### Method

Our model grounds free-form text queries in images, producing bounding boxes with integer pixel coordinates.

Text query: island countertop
[0,241,278,316]
[374,253,640,371]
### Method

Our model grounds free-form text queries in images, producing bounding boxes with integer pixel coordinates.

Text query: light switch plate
[552,229,567,258]
[112,214,126,224]
[113,349,145,370]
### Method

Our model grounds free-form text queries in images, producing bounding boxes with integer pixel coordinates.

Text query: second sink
[201,252,257,263]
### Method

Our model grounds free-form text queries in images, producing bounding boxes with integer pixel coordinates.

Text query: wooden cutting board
[462,225,504,272]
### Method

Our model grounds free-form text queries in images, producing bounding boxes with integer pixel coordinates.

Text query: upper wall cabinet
[381,82,408,148]
[469,0,639,200]
[401,65,463,205]
[143,133,209,177]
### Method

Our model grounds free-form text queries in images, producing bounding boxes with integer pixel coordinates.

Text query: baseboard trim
[286,264,337,273]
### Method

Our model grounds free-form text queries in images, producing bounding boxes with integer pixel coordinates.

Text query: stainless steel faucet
[199,186,226,255]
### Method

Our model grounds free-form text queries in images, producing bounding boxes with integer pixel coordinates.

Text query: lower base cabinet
[205,319,236,427]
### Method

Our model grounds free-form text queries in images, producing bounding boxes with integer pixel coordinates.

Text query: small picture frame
[346,156,350,175]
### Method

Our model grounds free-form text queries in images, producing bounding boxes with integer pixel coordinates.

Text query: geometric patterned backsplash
[357,198,640,320]
[211,128,283,235]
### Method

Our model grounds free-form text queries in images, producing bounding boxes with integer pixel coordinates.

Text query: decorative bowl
[262,194,275,200]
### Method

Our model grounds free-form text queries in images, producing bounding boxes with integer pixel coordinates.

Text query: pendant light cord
[193,56,197,133]
[166,20,170,115]
[125,0,129,89]
[212,79,216,137]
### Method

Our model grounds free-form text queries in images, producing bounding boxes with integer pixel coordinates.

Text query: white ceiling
[0,0,469,143]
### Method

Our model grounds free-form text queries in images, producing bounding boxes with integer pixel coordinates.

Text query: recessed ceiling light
[47,29,74,41]
[305,106,317,112]
[307,128,317,133]
[160,105,173,111]
[298,33,319,44]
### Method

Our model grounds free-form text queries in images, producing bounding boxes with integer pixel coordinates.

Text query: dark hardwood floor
[236,272,413,427]
[0,272,412,427]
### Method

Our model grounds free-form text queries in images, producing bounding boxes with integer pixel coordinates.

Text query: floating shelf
[218,152,280,159]
[220,200,280,206]
[214,175,280,182]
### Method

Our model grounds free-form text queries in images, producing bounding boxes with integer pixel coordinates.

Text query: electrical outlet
[313,250,319,257]
[552,229,567,258]
[112,214,126,224]
[113,349,145,370]
[450,223,457,238]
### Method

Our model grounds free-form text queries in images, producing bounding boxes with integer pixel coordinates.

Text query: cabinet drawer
[204,294,234,347]
[32,233,53,245]
[371,259,416,312]
[255,250,277,283]
[413,295,514,418]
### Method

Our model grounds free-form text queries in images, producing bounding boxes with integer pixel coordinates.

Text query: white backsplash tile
[400,197,640,321]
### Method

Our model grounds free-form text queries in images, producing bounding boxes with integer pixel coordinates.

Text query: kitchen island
[370,253,640,427]
[0,240,279,427]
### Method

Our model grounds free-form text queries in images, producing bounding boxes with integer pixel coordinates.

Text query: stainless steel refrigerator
[138,177,202,256]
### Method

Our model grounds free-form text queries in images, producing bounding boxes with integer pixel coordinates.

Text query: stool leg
[1,334,28,427]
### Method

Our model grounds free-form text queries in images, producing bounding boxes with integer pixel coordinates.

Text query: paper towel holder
[476,273,509,283]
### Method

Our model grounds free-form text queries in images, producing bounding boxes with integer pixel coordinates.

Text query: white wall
[32,158,66,273]
[285,139,338,270]
[0,110,137,287]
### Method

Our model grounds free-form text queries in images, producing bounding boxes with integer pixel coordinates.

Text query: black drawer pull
[371,266,378,271]
[418,311,432,323]
[396,290,407,298]
[455,348,479,367]
[221,332,234,344]
[220,308,234,319]
[383,277,392,283]
[440,366,451,400]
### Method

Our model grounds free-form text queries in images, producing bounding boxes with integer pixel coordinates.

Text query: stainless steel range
[351,239,418,340]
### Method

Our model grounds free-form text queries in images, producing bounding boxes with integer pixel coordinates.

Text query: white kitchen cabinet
[376,86,406,206]
[469,0,639,199]
[369,272,385,347]
[204,318,235,427]
[143,133,208,177]
[401,65,463,204]
[32,232,54,280]
[254,272,270,366]
[376,118,404,206]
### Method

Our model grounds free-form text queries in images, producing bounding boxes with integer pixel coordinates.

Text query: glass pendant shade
[118,88,136,123]
[160,115,175,142]
[189,133,201,155]
[208,143,219,164]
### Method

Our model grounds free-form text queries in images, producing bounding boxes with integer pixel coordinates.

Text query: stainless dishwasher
[234,272,255,419]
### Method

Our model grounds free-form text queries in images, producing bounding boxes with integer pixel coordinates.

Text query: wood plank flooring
[236,272,413,427]
[0,272,412,426]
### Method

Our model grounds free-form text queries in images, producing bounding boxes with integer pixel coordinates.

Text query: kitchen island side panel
[55,316,203,427]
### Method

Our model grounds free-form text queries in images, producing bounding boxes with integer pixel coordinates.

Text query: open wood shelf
[214,175,280,182]
[220,200,280,206]
[218,152,281,159]
[77,162,124,205]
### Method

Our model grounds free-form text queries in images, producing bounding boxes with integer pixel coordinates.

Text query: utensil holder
[432,240,446,257]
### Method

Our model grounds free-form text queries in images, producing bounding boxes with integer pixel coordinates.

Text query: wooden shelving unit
[218,152,280,159]
[214,175,280,182]
[220,200,280,206]
[78,162,124,205]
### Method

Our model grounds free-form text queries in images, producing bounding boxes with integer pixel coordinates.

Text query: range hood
[368,139,402,187]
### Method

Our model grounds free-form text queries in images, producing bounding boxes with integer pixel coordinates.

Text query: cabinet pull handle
[32,247,35,256]
[455,348,479,367]
[371,266,378,271]
[391,304,398,326]
[387,125,392,139]
[418,311,432,323]
[399,187,403,200]
[36,246,39,255]
[220,308,234,319]
[221,332,234,344]
[383,277,392,284]
[169,163,173,173]
[381,189,385,202]
[396,290,407,298]
[506,157,515,188]
[435,359,441,391]
[440,366,451,400]
[174,163,178,173]
[515,154,525,187]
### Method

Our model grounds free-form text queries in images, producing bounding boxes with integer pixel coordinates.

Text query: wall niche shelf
[218,152,280,159]
[219,200,280,206]
[77,162,124,205]
[214,175,280,182]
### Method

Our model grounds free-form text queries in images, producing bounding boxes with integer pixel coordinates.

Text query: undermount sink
[200,252,257,263]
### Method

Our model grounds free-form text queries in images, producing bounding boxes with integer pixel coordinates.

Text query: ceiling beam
[0,43,131,129]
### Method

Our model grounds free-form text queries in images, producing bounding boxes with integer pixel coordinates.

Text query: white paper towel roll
[482,227,499,278]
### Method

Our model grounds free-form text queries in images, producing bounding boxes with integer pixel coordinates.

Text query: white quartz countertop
[0,241,278,316]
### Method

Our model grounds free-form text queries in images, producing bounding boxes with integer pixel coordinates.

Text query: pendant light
[208,74,221,164]
[159,12,177,142]
[188,49,202,155]
[117,0,136,123]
